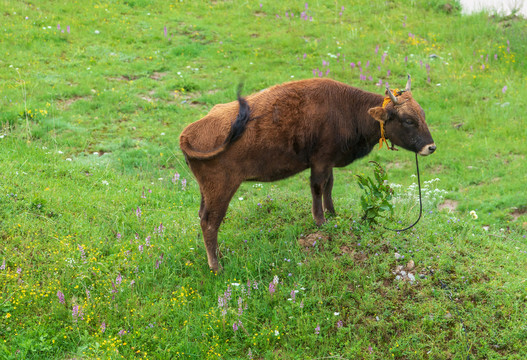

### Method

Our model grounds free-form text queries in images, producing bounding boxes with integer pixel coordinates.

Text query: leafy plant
[356,161,394,225]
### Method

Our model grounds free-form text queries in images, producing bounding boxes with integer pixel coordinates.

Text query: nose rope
[384,153,422,232]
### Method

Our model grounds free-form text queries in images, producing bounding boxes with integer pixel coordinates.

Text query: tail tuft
[224,83,251,144]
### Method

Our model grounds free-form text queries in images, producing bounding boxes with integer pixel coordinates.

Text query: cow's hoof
[315,218,326,227]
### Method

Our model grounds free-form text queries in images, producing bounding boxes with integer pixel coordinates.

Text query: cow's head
[368,75,436,156]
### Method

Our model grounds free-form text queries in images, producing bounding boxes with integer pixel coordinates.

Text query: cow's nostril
[429,145,437,153]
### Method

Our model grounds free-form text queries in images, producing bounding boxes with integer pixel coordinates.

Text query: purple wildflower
[155,260,160,269]
[139,244,143,252]
[130,280,135,287]
[57,24,61,30]
[72,305,84,322]
[269,282,275,297]
[233,322,238,331]
[350,62,355,68]
[136,206,141,219]
[300,299,304,308]
[290,289,296,303]
[57,290,65,305]
[314,324,320,335]
[17,267,21,274]
[78,245,87,263]
[375,44,379,54]
[238,297,243,316]
[118,329,126,337]
[164,26,167,37]
[86,289,91,299]
[181,179,187,190]
[1,259,5,270]
[224,285,232,301]
[101,322,106,333]
[502,85,507,93]
[337,320,343,328]
[67,25,70,33]
[145,236,151,247]
[172,172,180,183]
[116,273,122,285]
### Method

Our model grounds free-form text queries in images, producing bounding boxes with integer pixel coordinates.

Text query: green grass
[1,0,527,358]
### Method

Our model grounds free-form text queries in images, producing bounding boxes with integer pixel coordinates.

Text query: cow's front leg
[323,170,335,215]
[310,166,332,226]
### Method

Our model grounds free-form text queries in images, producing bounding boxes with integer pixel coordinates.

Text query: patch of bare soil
[150,72,168,80]
[511,207,527,221]
[438,199,458,212]
[57,96,92,110]
[298,232,328,251]
[107,75,139,82]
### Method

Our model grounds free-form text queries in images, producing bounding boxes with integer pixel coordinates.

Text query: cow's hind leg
[199,192,205,219]
[200,182,240,272]
[323,170,335,215]
[310,166,332,226]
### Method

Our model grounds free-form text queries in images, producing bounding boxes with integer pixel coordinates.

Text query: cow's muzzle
[419,143,436,156]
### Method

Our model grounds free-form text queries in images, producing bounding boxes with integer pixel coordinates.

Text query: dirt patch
[138,94,155,102]
[57,96,92,110]
[150,72,168,81]
[189,100,207,107]
[107,75,139,82]
[298,232,328,250]
[438,199,458,212]
[511,207,527,221]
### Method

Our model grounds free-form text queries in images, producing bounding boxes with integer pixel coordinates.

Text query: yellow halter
[379,88,400,150]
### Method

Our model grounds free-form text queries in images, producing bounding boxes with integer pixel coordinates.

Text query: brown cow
[180,76,435,271]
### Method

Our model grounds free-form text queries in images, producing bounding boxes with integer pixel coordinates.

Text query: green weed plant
[356,161,394,225]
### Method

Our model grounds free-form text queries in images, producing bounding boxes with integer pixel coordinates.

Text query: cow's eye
[402,118,414,126]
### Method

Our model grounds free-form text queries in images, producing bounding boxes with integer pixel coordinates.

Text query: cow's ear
[368,107,388,123]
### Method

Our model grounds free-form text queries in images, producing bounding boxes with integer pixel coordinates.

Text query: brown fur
[179,78,435,271]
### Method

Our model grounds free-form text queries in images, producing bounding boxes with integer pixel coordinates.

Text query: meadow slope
[1,0,527,359]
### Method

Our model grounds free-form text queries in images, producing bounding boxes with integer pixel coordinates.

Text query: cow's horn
[406,74,411,92]
[386,86,398,105]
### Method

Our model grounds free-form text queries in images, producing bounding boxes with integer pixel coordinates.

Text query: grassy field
[1,0,527,359]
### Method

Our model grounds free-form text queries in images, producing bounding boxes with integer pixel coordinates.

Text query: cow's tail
[180,84,251,160]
